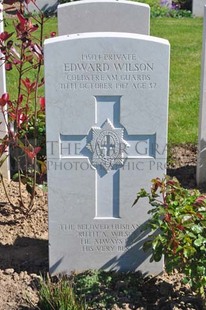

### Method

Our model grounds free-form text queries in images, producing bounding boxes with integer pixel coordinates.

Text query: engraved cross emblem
[86,118,129,172]
[102,134,115,156]
[60,96,156,219]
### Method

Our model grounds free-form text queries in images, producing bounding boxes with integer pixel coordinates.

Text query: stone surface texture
[192,0,206,16]
[58,0,150,35]
[45,32,170,274]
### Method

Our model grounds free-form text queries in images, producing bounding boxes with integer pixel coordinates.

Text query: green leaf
[12,173,19,181]
[37,183,48,193]
[182,276,190,285]
[143,240,152,252]
[191,225,203,234]
[187,232,196,239]
[132,176,206,297]
[183,246,196,258]
[152,238,160,250]
[200,245,206,251]
[153,250,162,262]
[182,215,192,222]
[132,189,148,207]
[197,266,206,276]
[194,235,205,247]
[26,183,34,196]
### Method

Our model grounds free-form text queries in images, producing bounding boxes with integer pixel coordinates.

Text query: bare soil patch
[0,144,203,310]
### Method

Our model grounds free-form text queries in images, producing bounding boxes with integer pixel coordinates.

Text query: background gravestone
[197,5,206,185]
[192,0,206,16]
[45,32,170,274]
[0,4,10,179]
[28,0,58,14]
[58,0,150,35]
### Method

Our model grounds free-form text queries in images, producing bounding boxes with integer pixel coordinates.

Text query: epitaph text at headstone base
[45,33,170,274]
[0,4,10,180]
[58,0,150,36]
[197,5,206,184]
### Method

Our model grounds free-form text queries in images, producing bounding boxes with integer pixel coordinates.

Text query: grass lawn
[3,16,203,145]
[4,16,58,99]
[151,17,203,144]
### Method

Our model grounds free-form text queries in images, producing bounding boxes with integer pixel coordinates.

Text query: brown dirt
[0,144,203,310]
[0,181,48,309]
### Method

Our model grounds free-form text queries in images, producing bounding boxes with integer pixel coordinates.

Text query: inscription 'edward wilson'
[64,62,154,72]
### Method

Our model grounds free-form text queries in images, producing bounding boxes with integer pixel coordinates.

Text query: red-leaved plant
[0,0,52,215]
[133,176,206,306]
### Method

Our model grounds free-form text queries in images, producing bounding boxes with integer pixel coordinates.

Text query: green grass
[3,16,203,145]
[151,17,203,144]
[38,274,85,310]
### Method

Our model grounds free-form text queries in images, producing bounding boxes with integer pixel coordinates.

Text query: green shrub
[133,177,206,302]
[173,0,192,11]
[134,0,192,17]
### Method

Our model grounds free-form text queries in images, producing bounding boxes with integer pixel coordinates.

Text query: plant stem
[0,173,15,208]
[27,13,44,213]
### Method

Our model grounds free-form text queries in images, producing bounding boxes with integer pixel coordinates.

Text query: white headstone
[192,0,206,17]
[28,0,58,14]
[197,5,206,185]
[45,32,170,274]
[0,4,10,179]
[58,0,150,36]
